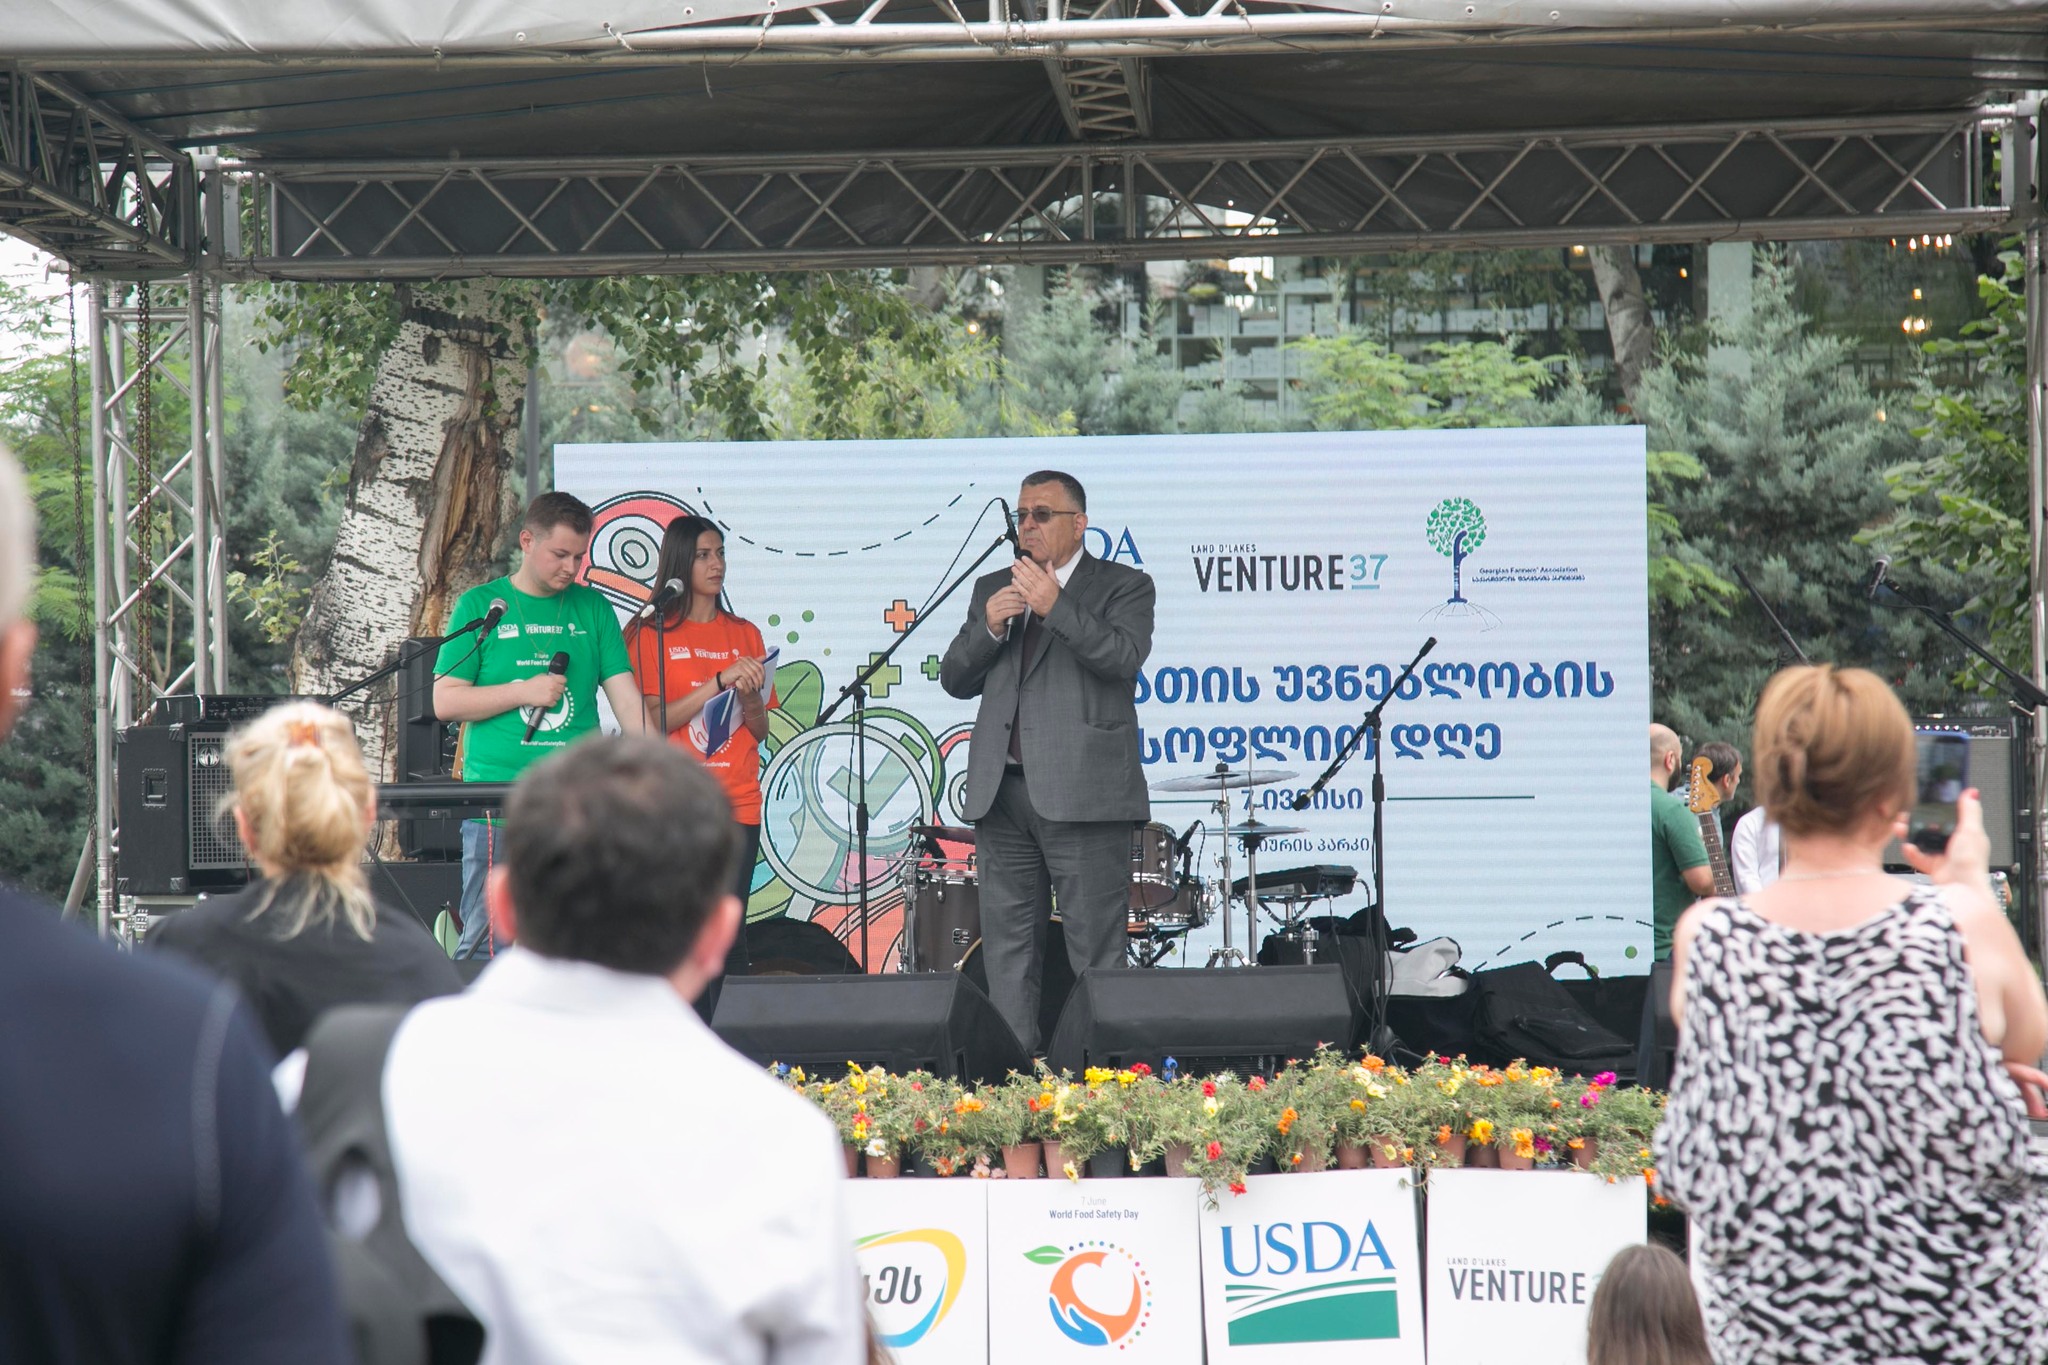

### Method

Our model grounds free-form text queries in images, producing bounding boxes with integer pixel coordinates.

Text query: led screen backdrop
[559,427,1650,975]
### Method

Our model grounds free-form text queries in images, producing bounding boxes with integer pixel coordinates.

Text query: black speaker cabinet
[116,722,248,895]
[711,972,1028,1083]
[395,637,463,860]
[1046,966,1360,1077]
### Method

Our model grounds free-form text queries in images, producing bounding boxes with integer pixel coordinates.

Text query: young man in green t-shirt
[1640,722,1715,1086]
[433,492,642,959]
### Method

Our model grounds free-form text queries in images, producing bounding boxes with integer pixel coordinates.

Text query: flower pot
[1497,1147,1535,1171]
[1571,1139,1599,1171]
[1164,1142,1193,1179]
[865,1151,902,1179]
[1435,1132,1468,1164]
[1334,1142,1368,1170]
[843,1145,860,1178]
[1465,1142,1499,1168]
[1369,1138,1406,1170]
[1044,1140,1069,1178]
[1293,1145,1330,1173]
[1088,1148,1125,1179]
[1003,1142,1043,1179]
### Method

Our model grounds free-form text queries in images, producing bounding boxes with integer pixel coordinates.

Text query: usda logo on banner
[1198,1170,1426,1364]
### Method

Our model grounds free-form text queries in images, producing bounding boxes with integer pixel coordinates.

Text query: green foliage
[1635,248,1972,751]
[1288,335,1552,431]
[1875,244,2032,688]
[225,531,312,644]
[997,282,1184,436]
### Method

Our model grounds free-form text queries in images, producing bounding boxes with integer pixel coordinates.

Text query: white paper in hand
[689,647,778,756]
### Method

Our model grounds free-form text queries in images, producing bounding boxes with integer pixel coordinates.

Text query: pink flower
[1578,1090,1601,1108]
[1592,1072,1616,1088]
[1248,1076,1267,1093]
[1533,1136,1553,1154]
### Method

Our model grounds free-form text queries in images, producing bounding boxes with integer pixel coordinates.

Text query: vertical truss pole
[89,283,118,938]
[2029,222,2047,961]
[188,280,212,695]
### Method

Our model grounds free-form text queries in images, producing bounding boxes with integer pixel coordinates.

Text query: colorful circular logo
[1046,1243,1153,1349]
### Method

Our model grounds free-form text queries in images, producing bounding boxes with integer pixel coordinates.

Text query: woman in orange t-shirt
[627,516,777,1003]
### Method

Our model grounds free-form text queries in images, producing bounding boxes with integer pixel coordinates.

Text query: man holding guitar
[1641,723,1714,1088]
[1687,740,1743,898]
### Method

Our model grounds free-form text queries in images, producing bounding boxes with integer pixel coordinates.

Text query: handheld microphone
[1867,558,1891,601]
[999,498,1026,558]
[523,651,571,742]
[635,578,687,622]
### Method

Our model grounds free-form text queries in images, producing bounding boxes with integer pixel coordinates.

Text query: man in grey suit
[940,470,1156,1053]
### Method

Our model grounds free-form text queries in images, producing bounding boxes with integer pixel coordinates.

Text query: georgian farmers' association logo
[1421,496,1501,631]
[1026,1242,1153,1348]
[1217,1219,1402,1346]
[855,1227,968,1349]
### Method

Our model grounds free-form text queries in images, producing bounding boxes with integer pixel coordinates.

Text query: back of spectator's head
[1753,664,1915,836]
[224,701,376,939]
[1586,1243,1711,1365]
[501,736,739,975]
[0,442,38,743]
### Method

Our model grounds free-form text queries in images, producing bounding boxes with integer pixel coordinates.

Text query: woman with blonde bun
[1656,664,2048,1363]
[147,701,461,1055]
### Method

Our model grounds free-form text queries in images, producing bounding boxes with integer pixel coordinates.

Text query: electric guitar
[1685,755,1738,896]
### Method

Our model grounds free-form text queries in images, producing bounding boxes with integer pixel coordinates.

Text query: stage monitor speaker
[1046,966,1360,1077]
[711,973,1028,1083]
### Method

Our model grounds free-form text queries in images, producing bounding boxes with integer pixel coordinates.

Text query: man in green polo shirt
[433,492,643,959]
[1640,721,1715,1086]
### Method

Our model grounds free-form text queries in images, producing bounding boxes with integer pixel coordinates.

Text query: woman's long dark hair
[637,514,733,633]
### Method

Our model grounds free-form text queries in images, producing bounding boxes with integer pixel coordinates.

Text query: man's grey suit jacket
[938,552,1155,826]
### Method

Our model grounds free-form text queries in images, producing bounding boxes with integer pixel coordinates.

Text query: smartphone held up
[1907,730,1971,856]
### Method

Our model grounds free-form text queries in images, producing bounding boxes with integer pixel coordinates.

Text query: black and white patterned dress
[1656,889,2048,1364]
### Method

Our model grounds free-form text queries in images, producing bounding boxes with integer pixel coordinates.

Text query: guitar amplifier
[1883,716,2029,873]
[116,720,251,895]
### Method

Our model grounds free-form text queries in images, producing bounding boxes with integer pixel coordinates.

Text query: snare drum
[1129,822,1181,911]
[1128,876,1212,937]
[907,869,981,972]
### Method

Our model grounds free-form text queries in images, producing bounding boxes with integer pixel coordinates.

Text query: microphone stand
[1729,564,1811,665]
[819,527,1019,974]
[1291,634,1435,1045]
[654,605,670,741]
[1875,572,2048,711]
[326,612,499,708]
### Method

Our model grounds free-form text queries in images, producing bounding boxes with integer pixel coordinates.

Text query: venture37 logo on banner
[1215,1220,1401,1345]
[1025,1243,1154,1347]
[857,1228,969,1349]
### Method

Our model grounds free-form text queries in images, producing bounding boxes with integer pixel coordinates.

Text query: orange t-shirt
[627,612,778,825]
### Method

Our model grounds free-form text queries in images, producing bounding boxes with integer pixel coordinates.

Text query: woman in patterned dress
[1656,665,2048,1364]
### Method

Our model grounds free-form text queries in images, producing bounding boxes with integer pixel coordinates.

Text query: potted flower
[1407,1055,1478,1166]
[1574,1079,1665,1181]
[1328,1051,1400,1168]
[1267,1060,1343,1173]
[1122,1074,1208,1177]
[1183,1073,1275,1205]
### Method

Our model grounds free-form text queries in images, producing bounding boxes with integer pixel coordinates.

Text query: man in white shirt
[382,737,863,1365]
[1729,805,1783,894]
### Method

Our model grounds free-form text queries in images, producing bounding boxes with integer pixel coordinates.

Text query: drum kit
[900,762,1333,973]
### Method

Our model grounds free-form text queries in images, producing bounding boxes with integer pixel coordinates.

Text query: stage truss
[2,45,2042,941]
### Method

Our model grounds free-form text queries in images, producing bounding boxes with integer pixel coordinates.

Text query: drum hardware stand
[821,515,1016,974]
[1293,634,1435,1038]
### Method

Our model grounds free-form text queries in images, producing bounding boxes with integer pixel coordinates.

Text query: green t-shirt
[436,577,632,784]
[1650,781,1710,960]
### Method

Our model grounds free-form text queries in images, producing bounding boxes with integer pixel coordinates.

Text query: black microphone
[523,651,571,742]
[999,498,1026,558]
[1867,558,1891,601]
[449,597,509,638]
[1174,819,1202,855]
[635,578,686,622]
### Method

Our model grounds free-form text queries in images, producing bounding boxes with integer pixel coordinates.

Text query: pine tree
[1635,249,1975,749]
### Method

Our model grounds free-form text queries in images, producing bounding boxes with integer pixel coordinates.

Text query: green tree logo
[1425,497,1487,603]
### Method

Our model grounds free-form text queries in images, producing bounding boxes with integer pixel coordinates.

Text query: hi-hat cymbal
[1150,766,1300,793]
[909,823,977,845]
[1224,820,1307,839]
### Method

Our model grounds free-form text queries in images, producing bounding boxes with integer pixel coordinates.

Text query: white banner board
[844,1177,990,1364]
[984,1177,1203,1365]
[560,428,1651,972]
[1425,1169,1647,1365]
[1195,1169,1425,1363]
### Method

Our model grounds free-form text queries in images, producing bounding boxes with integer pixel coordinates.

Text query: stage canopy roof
[2,2,2043,275]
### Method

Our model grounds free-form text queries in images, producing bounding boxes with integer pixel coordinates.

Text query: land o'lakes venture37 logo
[1420,496,1501,632]
[855,1227,968,1349]
[1026,1241,1154,1348]
[1217,1218,1402,1346]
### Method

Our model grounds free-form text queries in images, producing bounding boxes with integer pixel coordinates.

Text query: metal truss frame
[0,68,196,275]
[88,272,226,939]
[229,110,2019,279]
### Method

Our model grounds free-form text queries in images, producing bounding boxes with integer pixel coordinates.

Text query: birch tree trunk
[290,286,525,784]
[1585,244,1655,411]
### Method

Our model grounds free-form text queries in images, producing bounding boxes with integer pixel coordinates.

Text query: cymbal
[1224,820,1307,839]
[909,823,977,845]
[1150,766,1299,793]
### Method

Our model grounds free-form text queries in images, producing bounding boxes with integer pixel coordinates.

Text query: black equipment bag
[1468,960,1636,1075]
[297,1005,484,1365]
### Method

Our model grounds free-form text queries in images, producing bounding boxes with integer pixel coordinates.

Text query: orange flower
[1289,1153,1303,1166]
[1435,1125,1453,1144]
[954,1097,985,1114]
[1362,1054,1386,1073]
[1276,1106,1298,1136]
[1567,1137,1586,1150]
[1550,1099,1563,1109]
[1349,1098,1366,1111]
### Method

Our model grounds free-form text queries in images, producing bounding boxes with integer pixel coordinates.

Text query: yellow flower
[849,1073,868,1096]
[1116,1071,1137,1087]
[1468,1119,1495,1144]
[1084,1067,1114,1086]
[1349,1099,1367,1112]
[1530,1066,1553,1082]
[790,1067,806,1084]
[1203,1097,1220,1115]
[1366,1083,1386,1100]
[1511,1128,1535,1159]
[1062,1161,1079,1181]
[1504,1064,1527,1082]
[1437,1079,1462,1097]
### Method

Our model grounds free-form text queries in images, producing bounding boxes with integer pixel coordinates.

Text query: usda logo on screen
[1216,1219,1401,1345]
